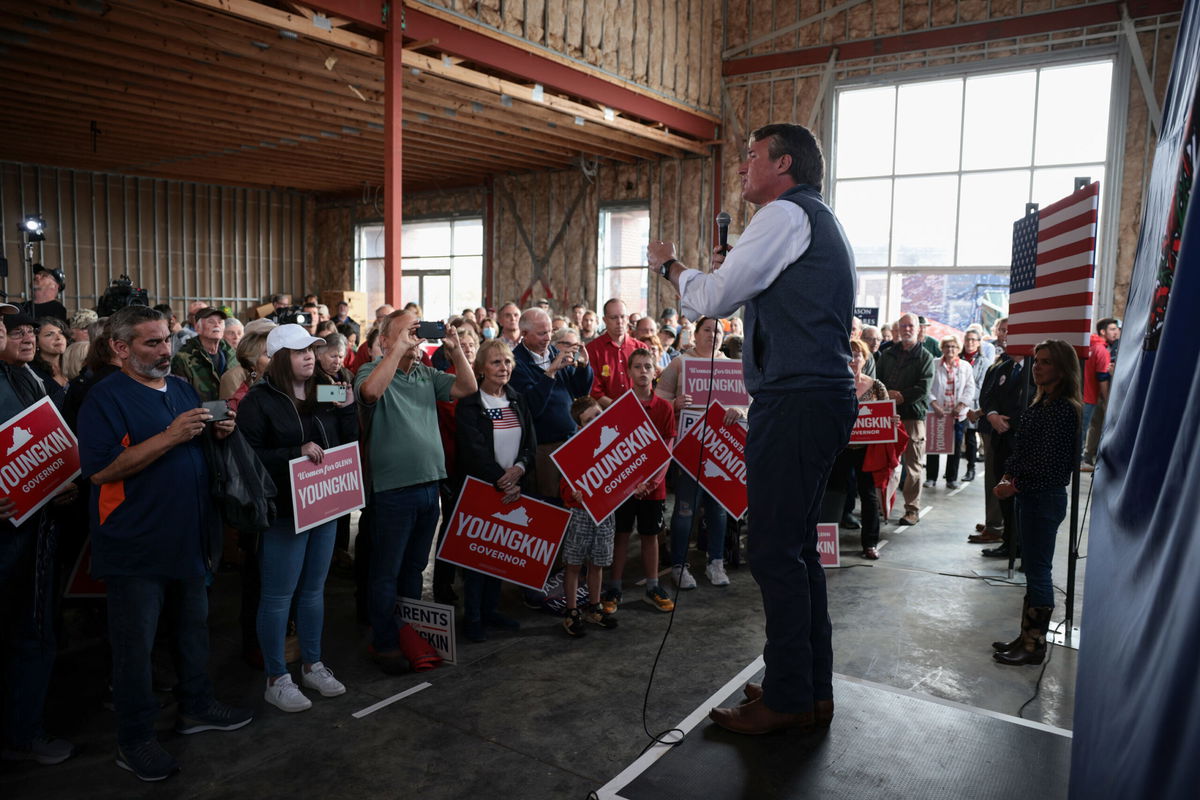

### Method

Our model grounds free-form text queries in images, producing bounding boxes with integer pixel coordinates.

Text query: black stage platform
[597,658,1071,800]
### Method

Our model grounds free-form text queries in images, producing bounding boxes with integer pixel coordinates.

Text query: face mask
[482,327,496,339]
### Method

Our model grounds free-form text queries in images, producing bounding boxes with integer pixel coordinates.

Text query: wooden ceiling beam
[179,0,381,56]
[0,19,385,124]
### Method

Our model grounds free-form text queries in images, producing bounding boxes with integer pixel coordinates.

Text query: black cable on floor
[637,336,720,753]
[1017,618,1064,719]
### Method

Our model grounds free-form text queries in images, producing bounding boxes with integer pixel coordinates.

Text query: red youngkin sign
[549,390,673,525]
[926,412,956,455]
[817,523,841,568]
[0,397,81,527]
[671,401,749,520]
[850,400,898,445]
[288,442,367,533]
[436,476,570,591]
[679,358,750,407]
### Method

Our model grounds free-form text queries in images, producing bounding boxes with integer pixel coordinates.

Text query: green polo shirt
[355,358,456,493]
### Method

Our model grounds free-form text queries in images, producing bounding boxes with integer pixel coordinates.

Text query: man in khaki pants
[875,313,934,525]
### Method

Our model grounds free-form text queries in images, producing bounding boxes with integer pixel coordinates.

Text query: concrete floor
[1,469,1091,799]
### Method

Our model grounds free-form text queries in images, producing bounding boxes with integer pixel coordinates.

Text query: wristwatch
[659,258,677,278]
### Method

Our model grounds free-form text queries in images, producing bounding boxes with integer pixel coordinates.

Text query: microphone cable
[637,321,724,753]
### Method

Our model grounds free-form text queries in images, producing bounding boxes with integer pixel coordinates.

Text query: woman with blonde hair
[991,339,1081,666]
[61,340,90,381]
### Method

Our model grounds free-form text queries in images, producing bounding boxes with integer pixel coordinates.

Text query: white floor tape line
[351,682,432,719]
[594,656,765,800]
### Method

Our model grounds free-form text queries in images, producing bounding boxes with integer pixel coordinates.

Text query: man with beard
[78,306,253,782]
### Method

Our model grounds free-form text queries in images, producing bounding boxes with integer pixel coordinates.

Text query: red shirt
[586,334,641,401]
[1083,334,1111,405]
[637,392,676,501]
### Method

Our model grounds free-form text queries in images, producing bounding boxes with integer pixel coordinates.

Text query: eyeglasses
[8,328,36,338]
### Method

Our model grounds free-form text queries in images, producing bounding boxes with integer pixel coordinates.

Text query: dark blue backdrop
[1070,2,1200,797]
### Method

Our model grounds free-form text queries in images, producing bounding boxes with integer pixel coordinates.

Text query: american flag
[485,406,522,430]
[1006,182,1099,358]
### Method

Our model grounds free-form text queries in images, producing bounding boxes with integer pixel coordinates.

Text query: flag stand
[1048,175,1094,651]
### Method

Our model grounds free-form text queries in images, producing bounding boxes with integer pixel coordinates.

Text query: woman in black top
[992,339,1081,666]
[237,325,358,712]
[455,339,537,642]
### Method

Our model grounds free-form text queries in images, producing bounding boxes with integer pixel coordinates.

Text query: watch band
[659,258,678,278]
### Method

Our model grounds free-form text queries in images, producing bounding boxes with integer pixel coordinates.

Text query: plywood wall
[413,0,722,113]
[0,162,307,320]
[719,0,1183,316]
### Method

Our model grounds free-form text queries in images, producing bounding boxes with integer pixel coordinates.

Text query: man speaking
[648,124,856,735]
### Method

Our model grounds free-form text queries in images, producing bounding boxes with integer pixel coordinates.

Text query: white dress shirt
[677,200,813,320]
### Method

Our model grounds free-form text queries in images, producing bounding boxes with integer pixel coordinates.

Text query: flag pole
[1053,175,1093,650]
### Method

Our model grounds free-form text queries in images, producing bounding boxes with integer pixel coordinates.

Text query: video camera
[97,275,150,317]
[273,305,314,328]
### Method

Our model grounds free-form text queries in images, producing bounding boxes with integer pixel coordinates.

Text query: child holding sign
[558,397,619,637]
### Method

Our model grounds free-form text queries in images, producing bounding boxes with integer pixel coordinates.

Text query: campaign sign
[850,400,897,445]
[437,476,570,591]
[64,541,106,599]
[678,408,704,439]
[0,397,81,527]
[817,523,840,568]
[397,598,456,664]
[854,306,879,327]
[926,412,956,455]
[549,390,673,525]
[288,442,366,533]
[679,358,749,408]
[672,402,749,520]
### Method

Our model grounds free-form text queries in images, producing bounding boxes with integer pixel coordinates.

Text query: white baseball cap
[0,302,18,315]
[266,324,325,357]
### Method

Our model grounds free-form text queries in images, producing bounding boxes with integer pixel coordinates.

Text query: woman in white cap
[235,324,358,713]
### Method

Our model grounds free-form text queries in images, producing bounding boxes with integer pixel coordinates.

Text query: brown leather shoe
[968,532,1002,544]
[742,683,835,727]
[709,698,815,735]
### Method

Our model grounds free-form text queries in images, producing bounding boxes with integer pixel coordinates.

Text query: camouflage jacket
[171,336,236,401]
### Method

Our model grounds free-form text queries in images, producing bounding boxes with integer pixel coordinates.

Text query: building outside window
[831,58,1114,334]
[354,216,484,321]
[597,205,650,316]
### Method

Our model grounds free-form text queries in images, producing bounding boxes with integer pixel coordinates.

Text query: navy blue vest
[742,184,856,395]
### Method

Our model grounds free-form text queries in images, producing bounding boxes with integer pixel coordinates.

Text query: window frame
[823,44,1127,324]
[596,202,652,316]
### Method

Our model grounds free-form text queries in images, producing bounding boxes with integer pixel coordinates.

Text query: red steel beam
[401,5,718,141]
[723,0,1185,76]
[300,0,385,29]
[384,8,403,308]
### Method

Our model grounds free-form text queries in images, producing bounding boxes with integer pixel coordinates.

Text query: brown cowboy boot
[993,605,1052,666]
[992,595,1030,652]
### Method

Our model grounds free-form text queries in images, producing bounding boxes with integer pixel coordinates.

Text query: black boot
[992,596,1029,652]
[994,606,1052,665]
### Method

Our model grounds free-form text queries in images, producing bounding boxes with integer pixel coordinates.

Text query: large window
[832,59,1113,331]
[597,206,650,315]
[354,216,484,321]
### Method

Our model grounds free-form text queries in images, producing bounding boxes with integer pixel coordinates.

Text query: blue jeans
[462,570,501,623]
[257,518,337,677]
[1080,403,1097,458]
[1016,487,1067,607]
[106,575,214,747]
[368,483,440,651]
[669,469,727,566]
[746,389,856,713]
[0,520,56,749]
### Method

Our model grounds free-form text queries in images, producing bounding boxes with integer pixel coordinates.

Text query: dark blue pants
[746,389,856,713]
[1015,487,1067,607]
[106,575,215,747]
[368,483,440,652]
[0,519,56,750]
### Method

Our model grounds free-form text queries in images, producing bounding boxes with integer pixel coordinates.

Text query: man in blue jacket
[509,308,593,502]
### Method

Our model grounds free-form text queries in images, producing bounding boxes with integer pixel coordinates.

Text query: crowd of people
[0,263,1107,780]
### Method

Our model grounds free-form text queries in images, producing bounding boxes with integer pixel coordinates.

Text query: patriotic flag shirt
[481,390,522,469]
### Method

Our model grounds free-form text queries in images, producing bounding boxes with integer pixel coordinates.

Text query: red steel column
[384,6,403,308]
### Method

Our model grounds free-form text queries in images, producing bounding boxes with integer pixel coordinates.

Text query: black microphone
[716,211,731,254]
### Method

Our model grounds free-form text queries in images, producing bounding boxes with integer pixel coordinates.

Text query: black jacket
[236,377,359,519]
[454,386,537,492]
[0,360,47,408]
[977,354,1033,438]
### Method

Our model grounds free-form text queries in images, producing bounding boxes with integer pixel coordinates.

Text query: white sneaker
[706,559,731,586]
[300,662,346,698]
[672,564,697,590]
[264,674,312,712]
